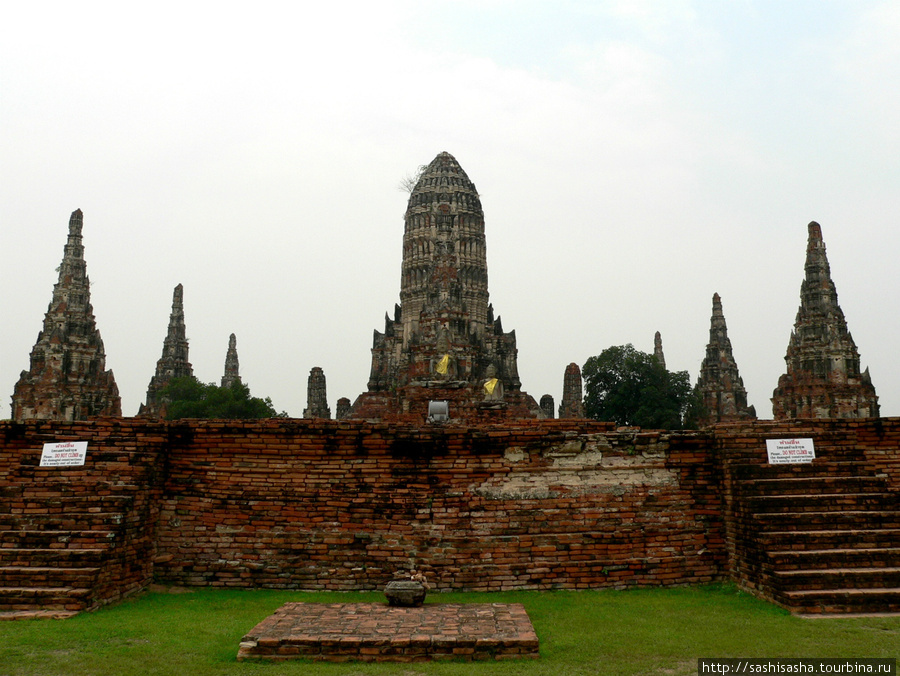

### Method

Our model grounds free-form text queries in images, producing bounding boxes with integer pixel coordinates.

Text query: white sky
[2,1,899,420]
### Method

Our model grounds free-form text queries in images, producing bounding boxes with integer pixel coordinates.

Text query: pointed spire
[653,331,666,370]
[12,210,121,420]
[221,333,241,388]
[695,293,755,425]
[558,362,584,418]
[772,222,878,419]
[140,284,193,416]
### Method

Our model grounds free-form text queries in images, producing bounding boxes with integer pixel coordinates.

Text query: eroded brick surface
[236,602,539,662]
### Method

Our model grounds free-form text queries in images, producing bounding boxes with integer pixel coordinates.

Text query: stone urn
[384,579,427,607]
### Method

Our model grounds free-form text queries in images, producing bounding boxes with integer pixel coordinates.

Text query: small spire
[653,331,666,370]
[221,333,241,388]
[140,284,193,416]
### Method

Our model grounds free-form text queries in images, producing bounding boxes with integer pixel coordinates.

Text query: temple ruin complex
[349,152,541,422]
[772,222,878,419]
[11,209,121,421]
[695,293,756,424]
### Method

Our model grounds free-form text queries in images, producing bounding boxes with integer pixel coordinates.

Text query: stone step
[0,512,128,530]
[744,493,895,513]
[780,587,900,614]
[739,476,889,497]
[751,510,900,531]
[733,461,873,481]
[0,529,118,548]
[759,528,900,550]
[1,493,134,509]
[0,566,100,588]
[0,547,107,566]
[767,548,900,570]
[0,586,92,612]
[773,567,900,591]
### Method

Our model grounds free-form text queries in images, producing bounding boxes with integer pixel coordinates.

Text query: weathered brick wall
[154,419,726,591]
[3,417,896,604]
[0,419,167,608]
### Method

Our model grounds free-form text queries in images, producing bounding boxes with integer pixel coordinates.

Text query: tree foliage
[582,344,696,429]
[159,377,285,420]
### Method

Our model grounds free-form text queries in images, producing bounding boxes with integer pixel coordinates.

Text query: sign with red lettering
[39,441,88,467]
[765,438,815,464]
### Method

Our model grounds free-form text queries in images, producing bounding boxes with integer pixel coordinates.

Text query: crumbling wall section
[152,419,725,591]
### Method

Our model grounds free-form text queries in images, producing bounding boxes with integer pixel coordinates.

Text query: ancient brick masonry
[695,293,756,424]
[11,209,121,421]
[1,417,898,615]
[139,284,193,417]
[772,222,878,419]
[152,419,724,593]
[351,152,541,423]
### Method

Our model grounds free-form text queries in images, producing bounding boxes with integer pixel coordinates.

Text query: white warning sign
[765,438,815,464]
[39,441,88,467]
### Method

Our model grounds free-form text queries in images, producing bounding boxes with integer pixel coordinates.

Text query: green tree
[159,377,286,420]
[582,344,695,429]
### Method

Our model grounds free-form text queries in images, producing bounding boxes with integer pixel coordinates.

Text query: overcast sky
[3,1,899,420]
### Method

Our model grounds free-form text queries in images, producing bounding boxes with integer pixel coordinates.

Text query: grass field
[0,584,896,675]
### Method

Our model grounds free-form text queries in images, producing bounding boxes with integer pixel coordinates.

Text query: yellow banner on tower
[484,378,499,395]
[436,354,450,374]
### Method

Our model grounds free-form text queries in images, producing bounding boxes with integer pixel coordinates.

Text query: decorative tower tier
[350,152,541,422]
[695,293,756,425]
[11,209,121,420]
[772,222,878,419]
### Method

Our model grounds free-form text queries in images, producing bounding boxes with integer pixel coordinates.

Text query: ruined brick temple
[772,222,878,419]
[11,210,121,421]
[350,152,542,422]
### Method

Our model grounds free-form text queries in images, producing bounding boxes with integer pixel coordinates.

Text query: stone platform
[237,602,539,662]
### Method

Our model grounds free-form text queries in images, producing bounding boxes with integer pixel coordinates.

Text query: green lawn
[0,584,896,676]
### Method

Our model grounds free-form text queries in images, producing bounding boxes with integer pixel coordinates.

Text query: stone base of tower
[349,383,543,424]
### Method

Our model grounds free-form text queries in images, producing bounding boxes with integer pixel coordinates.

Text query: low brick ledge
[236,602,540,662]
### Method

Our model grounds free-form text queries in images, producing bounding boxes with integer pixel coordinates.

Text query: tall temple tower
[772,222,878,419]
[11,209,121,420]
[695,293,756,425]
[139,284,193,417]
[350,152,541,422]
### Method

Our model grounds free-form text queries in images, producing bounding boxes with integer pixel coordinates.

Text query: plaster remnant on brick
[550,449,603,468]
[503,447,527,463]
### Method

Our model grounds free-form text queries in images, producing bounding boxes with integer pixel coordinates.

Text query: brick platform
[236,602,540,662]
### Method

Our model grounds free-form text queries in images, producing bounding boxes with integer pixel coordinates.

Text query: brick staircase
[732,459,900,615]
[0,432,161,620]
